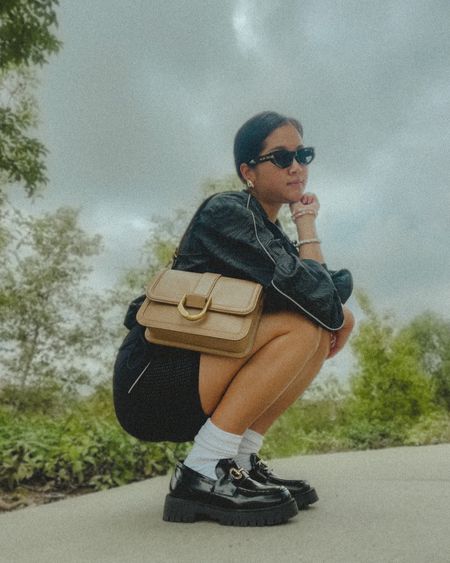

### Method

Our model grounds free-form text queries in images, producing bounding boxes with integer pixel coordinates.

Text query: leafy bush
[401,312,450,410]
[341,292,437,444]
[403,412,450,446]
[262,377,352,458]
[1,378,449,499]
[0,382,78,416]
[263,362,448,456]
[0,399,189,492]
[340,417,405,449]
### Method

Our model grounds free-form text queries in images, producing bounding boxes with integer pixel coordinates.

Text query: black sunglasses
[249,147,315,169]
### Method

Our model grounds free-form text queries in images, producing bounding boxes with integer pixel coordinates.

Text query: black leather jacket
[170,190,353,331]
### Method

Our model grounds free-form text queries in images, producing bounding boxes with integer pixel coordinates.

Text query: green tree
[0,205,107,410]
[344,291,435,443]
[401,312,450,410]
[0,0,62,197]
[0,0,61,68]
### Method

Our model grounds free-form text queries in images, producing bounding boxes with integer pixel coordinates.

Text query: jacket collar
[243,189,282,227]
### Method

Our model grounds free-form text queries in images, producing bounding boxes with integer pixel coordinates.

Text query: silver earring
[246,179,254,189]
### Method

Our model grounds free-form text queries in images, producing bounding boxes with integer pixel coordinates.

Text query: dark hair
[233,111,304,181]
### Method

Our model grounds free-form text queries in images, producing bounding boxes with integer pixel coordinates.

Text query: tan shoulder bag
[136,268,263,358]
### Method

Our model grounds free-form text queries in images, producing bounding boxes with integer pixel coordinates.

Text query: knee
[316,328,332,359]
[272,311,323,355]
[344,307,356,333]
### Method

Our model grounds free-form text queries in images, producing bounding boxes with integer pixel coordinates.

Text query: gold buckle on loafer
[229,467,244,480]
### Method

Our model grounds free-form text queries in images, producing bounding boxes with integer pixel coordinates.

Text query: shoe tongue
[250,453,260,465]
[215,458,241,479]
[250,453,267,469]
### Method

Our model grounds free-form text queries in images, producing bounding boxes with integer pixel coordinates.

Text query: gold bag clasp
[177,294,212,321]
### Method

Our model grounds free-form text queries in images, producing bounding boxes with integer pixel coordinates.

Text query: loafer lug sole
[163,494,298,526]
[294,487,319,509]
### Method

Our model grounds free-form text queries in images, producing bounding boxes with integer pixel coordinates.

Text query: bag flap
[146,269,262,315]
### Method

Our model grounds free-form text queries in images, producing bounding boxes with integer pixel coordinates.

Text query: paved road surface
[1,444,449,563]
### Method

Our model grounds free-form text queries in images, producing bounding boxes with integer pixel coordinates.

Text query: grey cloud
[14,0,449,327]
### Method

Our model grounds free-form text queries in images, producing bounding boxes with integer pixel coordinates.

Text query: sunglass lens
[273,150,294,168]
[296,147,315,165]
[268,147,315,167]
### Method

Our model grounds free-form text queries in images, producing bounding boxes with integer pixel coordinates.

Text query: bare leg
[249,328,330,435]
[199,312,325,435]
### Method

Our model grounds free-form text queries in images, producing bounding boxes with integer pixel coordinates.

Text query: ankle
[233,428,264,470]
[234,453,252,470]
[184,419,243,480]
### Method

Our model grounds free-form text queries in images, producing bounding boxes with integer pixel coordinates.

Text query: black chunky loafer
[248,454,319,510]
[163,458,298,526]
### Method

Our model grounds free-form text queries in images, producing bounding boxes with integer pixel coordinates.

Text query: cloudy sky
[14,0,450,341]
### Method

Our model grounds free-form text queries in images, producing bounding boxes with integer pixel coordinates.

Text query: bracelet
[291,209,317,222]
[298,238,321,246]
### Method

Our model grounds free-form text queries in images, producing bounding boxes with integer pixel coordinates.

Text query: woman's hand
[290,193,320,216]
[326,306,355,359]
[290,192,324,262]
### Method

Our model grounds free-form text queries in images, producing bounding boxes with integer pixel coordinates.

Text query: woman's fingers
[326,307,355,359]
[290,193,320,213]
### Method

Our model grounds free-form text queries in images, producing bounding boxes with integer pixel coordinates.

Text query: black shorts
[113,325,207,442]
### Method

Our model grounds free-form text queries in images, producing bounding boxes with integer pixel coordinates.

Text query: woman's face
[244,123,308,208]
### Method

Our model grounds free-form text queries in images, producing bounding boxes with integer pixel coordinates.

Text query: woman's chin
[286,193,303,204]
[287,186,305,200]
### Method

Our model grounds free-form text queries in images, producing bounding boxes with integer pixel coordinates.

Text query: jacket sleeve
[194,195,348,331]
[123,294,145,329]
[325,267,353,304]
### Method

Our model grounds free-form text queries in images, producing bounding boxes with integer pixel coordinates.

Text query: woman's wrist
[291,209,317,223]
[295,215,324,261]
[298,238,321,246]
[295,216,319,240]
[293,213,317,226]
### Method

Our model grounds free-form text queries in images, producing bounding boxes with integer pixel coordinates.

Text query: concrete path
[1,444,449,563]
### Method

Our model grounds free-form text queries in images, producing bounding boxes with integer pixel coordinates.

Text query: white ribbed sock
[184,418,243,480]
[234,428,264,470]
